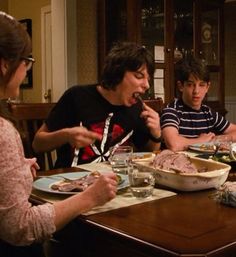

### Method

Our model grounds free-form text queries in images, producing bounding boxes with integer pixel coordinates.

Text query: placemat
[76,162,113,173]
[31,187,176,216]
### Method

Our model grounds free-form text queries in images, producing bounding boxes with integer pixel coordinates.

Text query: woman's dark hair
[0,12,32,87]
[100,41,155,90]
[0,12,31,120]
[175,56,210,84]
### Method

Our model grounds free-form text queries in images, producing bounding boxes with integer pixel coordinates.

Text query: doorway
[41,5,52,103]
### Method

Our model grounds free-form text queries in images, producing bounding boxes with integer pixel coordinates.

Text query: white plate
[189,143,229,154]
[33,172,129,195]
[135,157,231,192]
[132,152,155,162]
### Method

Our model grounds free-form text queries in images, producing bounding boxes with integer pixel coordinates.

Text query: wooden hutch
[98,0,226,115]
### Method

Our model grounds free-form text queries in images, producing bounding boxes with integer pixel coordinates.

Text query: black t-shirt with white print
[46,84,150,168]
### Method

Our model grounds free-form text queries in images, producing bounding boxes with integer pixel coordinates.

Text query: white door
[41,5,52,102]
[41,1,68,103]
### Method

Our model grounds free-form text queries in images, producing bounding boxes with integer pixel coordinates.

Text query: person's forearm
[52,175,116,230]
[164,135,212,152]
[145,140,161,151]
[33,128,69,153]
[53,193,95,230]
[164,136,189,152]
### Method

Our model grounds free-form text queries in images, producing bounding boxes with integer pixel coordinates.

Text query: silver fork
[212,143,220,158]
[36,175,79,182]
[133,93,145,109]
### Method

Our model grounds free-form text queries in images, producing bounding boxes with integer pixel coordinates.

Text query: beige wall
[0,0,8,11]
[6,0,98,102]
[8,0,50,102]
[77,0,98,85]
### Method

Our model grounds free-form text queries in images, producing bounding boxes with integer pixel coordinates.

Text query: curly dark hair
[100,41,155,90]
[175,56,210,84]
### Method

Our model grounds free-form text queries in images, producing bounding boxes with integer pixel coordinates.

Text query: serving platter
[135,157,231,191]
[33,172,129,195]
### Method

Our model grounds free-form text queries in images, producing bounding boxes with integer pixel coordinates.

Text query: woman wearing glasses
[0,12,117,257]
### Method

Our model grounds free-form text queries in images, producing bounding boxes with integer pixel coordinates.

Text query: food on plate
[199,144,215,151]
[116,174,123,184]
[209,154,235,164]
[132,153,152,160]
[132,152,155,162]
[51,171,123,192]
[199,143,229,152]
[152,149,207,174]
[51,171,100,192]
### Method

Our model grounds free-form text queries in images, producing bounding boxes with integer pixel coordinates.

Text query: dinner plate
[188,143,229,154]
[132,152,155,162]
[33,172,129,195]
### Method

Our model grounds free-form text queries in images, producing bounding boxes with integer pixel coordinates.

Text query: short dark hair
[175,56,210,84]
[100,41,154,90]
[0,12,32,87]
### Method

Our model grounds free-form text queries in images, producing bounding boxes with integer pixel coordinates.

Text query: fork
[36,175,80,182]
[133,93,145,109]
[212,143,220,158]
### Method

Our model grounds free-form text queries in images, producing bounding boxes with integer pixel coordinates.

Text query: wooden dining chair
[8,102,56,171]
[144,97,165,114]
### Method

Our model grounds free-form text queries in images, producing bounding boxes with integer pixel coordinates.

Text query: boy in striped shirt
[161,57,236,151]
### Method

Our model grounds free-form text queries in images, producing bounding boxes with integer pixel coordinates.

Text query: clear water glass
[128,164,155,198]
[109,146,133,175]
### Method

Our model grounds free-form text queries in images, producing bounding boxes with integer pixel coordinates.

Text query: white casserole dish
[134,156,231,191]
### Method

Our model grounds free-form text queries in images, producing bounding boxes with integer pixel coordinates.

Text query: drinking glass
[109,146,133,174]
[213,135,232,154]
[128,164,155,198]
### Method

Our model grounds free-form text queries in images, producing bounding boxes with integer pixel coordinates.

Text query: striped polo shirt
[160,99,230,138]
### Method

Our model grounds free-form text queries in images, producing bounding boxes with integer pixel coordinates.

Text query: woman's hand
[83,172,117,207]
[25,157,40,178]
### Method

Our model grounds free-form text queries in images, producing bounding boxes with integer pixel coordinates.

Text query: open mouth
[133,92,143,103]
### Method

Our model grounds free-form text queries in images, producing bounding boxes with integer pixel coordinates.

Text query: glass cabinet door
[200,1,222,108]
[200,1,220,65]
[98,0,225,113]
[173,0,193,61]
[140,0,165,100]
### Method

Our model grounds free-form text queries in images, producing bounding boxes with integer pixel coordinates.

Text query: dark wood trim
[97,0,106,77]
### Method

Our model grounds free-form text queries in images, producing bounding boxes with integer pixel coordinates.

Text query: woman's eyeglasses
[21,56,35,71]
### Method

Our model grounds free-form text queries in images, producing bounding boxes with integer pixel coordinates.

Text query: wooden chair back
[8,102,55,171]
[144,98,165,114]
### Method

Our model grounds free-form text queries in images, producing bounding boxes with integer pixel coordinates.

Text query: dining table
[31,158,236,257]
